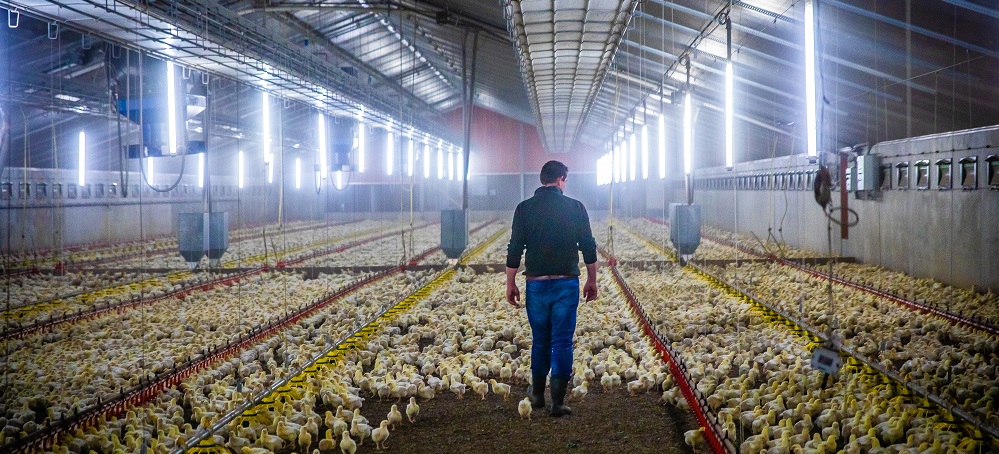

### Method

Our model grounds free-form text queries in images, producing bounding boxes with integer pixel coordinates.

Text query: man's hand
[506,283,521,307]
[583,262,598,301]
[505,266,521,308]
[583,279,598,301]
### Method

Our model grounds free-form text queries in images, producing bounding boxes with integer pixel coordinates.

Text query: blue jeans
[525,277,579,381]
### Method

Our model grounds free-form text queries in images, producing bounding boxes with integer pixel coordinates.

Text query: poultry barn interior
[2,0,998,453]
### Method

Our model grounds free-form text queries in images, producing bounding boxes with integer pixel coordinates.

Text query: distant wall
[688,126,999,292]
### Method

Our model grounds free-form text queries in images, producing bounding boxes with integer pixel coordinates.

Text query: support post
[461,30,480,210]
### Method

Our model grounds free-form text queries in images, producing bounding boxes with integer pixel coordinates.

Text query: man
[506,160,598,417]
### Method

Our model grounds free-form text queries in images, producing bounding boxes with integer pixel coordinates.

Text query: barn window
[987,155,999,190]
[935,159,951,190]
[896,162,910,190]
[880,165,892,190]
[958,157,977,190]
[914,160,930,190]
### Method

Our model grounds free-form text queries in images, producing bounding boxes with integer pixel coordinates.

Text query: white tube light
[615,143,620,183]
[423,143,430,178]
[386,132,394,176]
[147,155,155,186]
[78,131,86,186]
[596,155,601,185]
[262,92,270,164]
[295,157,301,189]
[262,92,273,184]
[606,153,613,185]
[198,153,205,188]
[804,0,818,158]
[597,154,608,186]
[613,144,621,183]
[437,141,444,180]
[166,61,178,155]
[357,116,366,173]
[683,92,693,175]
[596,155,603,185]
[318,113,327,179]
[641,125,649,180]
[725,61,735,169]
[335,170,344,189]
[237,150,245,188]
[611,145,618,183]
[658,114,666,179]
[407,135,414,177]
[625,137,633,182]
[618,142,625,182]
[448,148,455,181]
[457,149,464,181]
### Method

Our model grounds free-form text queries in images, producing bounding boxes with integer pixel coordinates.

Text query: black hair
[540,160,568,185]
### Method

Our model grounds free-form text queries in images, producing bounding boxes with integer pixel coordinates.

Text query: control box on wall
[849,153,881,199]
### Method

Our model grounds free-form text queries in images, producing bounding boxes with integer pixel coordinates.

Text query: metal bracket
[8,9,19,28]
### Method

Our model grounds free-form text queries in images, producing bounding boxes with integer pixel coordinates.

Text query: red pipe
[839,153,848,240]
[599,248,729,454]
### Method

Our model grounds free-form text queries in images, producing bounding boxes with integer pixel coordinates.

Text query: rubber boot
[549,378,572,417]
[528,374,546,409]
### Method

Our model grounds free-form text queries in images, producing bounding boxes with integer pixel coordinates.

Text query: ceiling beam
[825,0,998,58]
[941,0,999,18]
[651,0,939,94]
[272,12,436,113]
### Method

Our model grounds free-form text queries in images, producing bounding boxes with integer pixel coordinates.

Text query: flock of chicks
[1,217,473,451]
[620,217,998,428]
[32,268,439,453]
[610,218,997,453]
[2,220,401,328]
[4,271,362,434]
[2,213,995,454]
[714,262,999,427]
[210,265,672,453]
[621,264,987,453]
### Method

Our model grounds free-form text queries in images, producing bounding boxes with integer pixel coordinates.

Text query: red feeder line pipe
[598,248,731,454]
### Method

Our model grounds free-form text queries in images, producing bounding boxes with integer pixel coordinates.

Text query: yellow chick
[684,427,706,452]
[317,429,335,452]
[488,379,512,400]
[406,397,420,423]
[518,397,533,421]
[471,380,489,400]
[298,425,312,453]
[371,420,390,450]
[387,404,403,430]
[259,428,284,452]
[339,431,356,454]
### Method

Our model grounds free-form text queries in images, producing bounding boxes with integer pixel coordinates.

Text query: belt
[526,275,574,281]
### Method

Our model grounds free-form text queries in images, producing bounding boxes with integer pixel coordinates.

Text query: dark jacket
[506,186,598,277]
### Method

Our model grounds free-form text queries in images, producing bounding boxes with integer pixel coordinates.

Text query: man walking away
[505,160,598,417]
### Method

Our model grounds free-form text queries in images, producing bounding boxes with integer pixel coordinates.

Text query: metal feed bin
[179,212,230,269]
[669,203,701,263]
[440,209,468,260]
